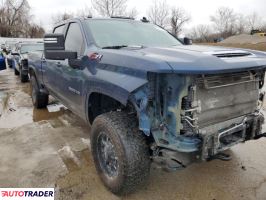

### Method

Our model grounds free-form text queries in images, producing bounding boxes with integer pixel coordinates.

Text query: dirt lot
[198,33,266,52]
[1,68,266,200]
[202,42,266,52]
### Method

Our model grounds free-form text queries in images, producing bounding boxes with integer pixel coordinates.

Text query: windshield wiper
[102,45,128,49]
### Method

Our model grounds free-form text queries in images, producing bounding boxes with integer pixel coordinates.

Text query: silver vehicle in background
[12,42,43,82]
[5,41,17,68]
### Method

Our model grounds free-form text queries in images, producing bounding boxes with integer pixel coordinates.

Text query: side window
[65,23,84,56]
[53,25,65,34]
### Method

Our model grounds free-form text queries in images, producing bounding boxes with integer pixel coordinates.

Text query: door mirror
[44,33,77,60]
[183,37,193,45]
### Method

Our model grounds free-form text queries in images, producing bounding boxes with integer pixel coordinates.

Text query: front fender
[28,65,39,80]
[83,66,148,103]
[83,67,148,122]
[85,79,131,106]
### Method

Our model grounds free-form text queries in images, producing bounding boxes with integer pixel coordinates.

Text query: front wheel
[91,112,151,195]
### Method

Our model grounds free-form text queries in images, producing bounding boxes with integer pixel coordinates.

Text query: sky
[27,0,266,32]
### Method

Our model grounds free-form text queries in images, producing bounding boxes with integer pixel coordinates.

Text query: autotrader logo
[0,188,54,199]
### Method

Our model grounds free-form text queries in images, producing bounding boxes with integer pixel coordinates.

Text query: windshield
[20,44,43,54]
[85,20,182,48]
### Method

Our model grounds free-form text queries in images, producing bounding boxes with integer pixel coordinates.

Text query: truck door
[55,22,85,112]
[43,24,67,96]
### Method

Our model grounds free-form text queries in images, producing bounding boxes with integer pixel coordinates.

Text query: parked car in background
[12,42,43,82]
[5,41,17,68]
[0,51,6,71]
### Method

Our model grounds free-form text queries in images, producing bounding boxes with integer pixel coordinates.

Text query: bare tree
[247,12,262,31]
[0,0,43,37]
[52,6,94,25]
[52,11,74,25]
[91,0,127,17]
[210,7,237,38]
[170,7,190,36]
[197,25,211,42]
[26,23,45,38]
[236,14,248,34]
[76,6,93,18]
[147,0,169,28]
[125,7,138,19]
[190,24,211,42]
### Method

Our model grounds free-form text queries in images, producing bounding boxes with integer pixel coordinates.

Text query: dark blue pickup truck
[28,17,266,195]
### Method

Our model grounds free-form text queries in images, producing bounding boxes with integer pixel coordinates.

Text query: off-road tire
[91,111,150,195]
[30,75,48,109]
[14,67,19,75]
[20,66,28,83]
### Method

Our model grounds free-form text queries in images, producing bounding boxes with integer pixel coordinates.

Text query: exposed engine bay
[132,69,266,170]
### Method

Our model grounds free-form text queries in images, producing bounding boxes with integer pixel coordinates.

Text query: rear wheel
[30,75,48,108]
[91,111,150,195]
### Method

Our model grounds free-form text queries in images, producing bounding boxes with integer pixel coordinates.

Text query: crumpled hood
[99,45,266,75]
[138,45,266,74]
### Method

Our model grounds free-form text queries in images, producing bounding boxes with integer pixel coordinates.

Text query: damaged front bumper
[200,111,264,160]
[152,111,265,170]
[132,70,266,169]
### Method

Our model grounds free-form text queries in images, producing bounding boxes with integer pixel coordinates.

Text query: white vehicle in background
[5,41,17,68]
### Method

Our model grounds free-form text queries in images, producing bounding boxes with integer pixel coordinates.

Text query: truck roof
[54,17,147,27]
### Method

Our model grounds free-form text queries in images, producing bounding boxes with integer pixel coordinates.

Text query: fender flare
[84,80,132,123]
[28,66,38,78]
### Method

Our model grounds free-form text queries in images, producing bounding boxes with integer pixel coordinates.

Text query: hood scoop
[204,50,253,58]
[213,52,252,58]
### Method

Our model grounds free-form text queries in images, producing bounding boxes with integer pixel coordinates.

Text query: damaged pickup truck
[28,17,266,195]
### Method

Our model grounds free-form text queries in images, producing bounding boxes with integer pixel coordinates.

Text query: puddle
[47,103,67,113]
[0,69,87,129]
[33,108,67,122]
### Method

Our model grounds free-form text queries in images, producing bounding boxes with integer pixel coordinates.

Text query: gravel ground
[220,34,266,44]
[199,34,266,52]
[1,68,266,200]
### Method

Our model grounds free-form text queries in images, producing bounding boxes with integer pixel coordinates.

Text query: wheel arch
[84,79,151,135]
[28,66,37,78]
[86,88,136,124]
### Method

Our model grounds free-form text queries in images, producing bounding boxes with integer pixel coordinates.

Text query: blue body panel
[96,45,266,75]
[27,18,266,153]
